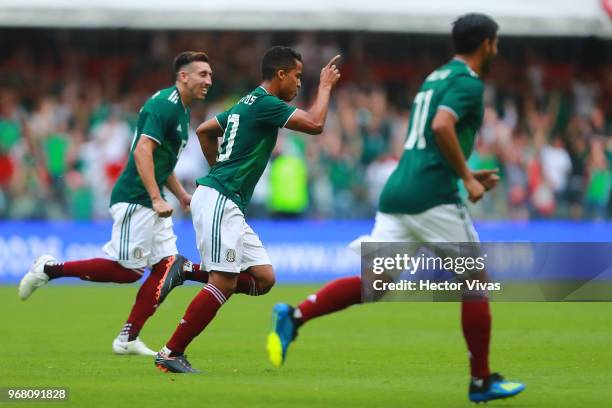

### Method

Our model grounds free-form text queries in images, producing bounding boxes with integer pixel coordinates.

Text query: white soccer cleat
[18,254,56,300]
[112,336,157,356]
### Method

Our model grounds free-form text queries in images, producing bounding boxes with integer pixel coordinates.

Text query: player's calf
[19,256,143,300]
[43,258,142,283]
[118,256,191,344]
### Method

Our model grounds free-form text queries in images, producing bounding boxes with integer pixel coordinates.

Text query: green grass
[1,284,611,407]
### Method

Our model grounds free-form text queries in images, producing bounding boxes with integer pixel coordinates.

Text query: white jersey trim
[438,105,459,120]
[168,89,179,104]
[142,134,162,145]
[282,108,298,128]
[452,57,479,78]
[215,116,225,131]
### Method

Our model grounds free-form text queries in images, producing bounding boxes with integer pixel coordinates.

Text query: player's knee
[209,271,238,297]
[125,268,144,283]
[116,259,147,281]
[257,272,275,295]
[248,264,275,294]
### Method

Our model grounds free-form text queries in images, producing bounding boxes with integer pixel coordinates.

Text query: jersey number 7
[218,114,240,162]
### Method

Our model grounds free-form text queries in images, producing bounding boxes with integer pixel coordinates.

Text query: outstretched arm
[285,55,342,135]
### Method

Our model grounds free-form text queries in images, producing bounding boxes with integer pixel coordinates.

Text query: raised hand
[320,54,341,89]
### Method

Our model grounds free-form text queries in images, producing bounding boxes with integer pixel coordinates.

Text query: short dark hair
[452,13,499,54]
[173,51,209,74]
[261,46,302,80]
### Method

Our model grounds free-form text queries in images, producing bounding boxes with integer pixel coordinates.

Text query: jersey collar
[174,85,188,112]
[257,85,270,94]
[452,57,479,78]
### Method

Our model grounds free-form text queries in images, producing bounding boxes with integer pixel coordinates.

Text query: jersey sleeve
[215,110,230,131]
[254,96,297,128]
[438,76,484,121]
[141,100,175,144]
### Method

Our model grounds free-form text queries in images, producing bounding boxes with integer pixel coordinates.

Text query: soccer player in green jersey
[268,14,525,403]
[154,46,341,373]
[19,52,215,356]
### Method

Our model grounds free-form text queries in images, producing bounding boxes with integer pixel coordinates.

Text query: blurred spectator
[0,29,610,220]
[584,139,611,220]
[541,137,573,216]
[82,107,131,218]
[267,153,309,218]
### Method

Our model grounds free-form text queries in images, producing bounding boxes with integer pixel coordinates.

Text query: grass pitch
[1,284,611,407]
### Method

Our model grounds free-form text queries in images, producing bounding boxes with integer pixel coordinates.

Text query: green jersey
[379,59,484,214]
[197,86,297,213]
[111,86,190,208]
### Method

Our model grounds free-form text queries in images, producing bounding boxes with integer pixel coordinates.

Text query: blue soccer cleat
[469,372,525,403]
[267,303,298,367]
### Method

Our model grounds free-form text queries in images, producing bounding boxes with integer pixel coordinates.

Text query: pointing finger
[326,54,341,68]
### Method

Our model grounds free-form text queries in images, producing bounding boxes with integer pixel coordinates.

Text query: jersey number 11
[404,90,433,150]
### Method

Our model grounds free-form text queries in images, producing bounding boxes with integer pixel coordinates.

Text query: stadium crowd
[0,30,610,220]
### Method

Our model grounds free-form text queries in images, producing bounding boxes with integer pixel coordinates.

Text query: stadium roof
[1,0,611,37]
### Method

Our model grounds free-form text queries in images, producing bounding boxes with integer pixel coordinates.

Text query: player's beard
[282,89,297,102]
[481,55,494,75]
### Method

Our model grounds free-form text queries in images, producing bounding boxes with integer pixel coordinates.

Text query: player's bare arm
[285,55,341,135]
[196,118,223,167]
[133,136,173,217]
[165,172,191,212]
[431,109,485,203]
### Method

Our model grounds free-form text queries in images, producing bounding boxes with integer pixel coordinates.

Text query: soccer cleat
[267,303,298,367]
[469,372,525,403]
[18,254,56,300]
[155,255,189,305]
[112,336,157,356]
[155,352,200,374]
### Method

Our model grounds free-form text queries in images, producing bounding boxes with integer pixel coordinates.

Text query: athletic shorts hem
[201,263,241,274]
[240,261,272,271]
